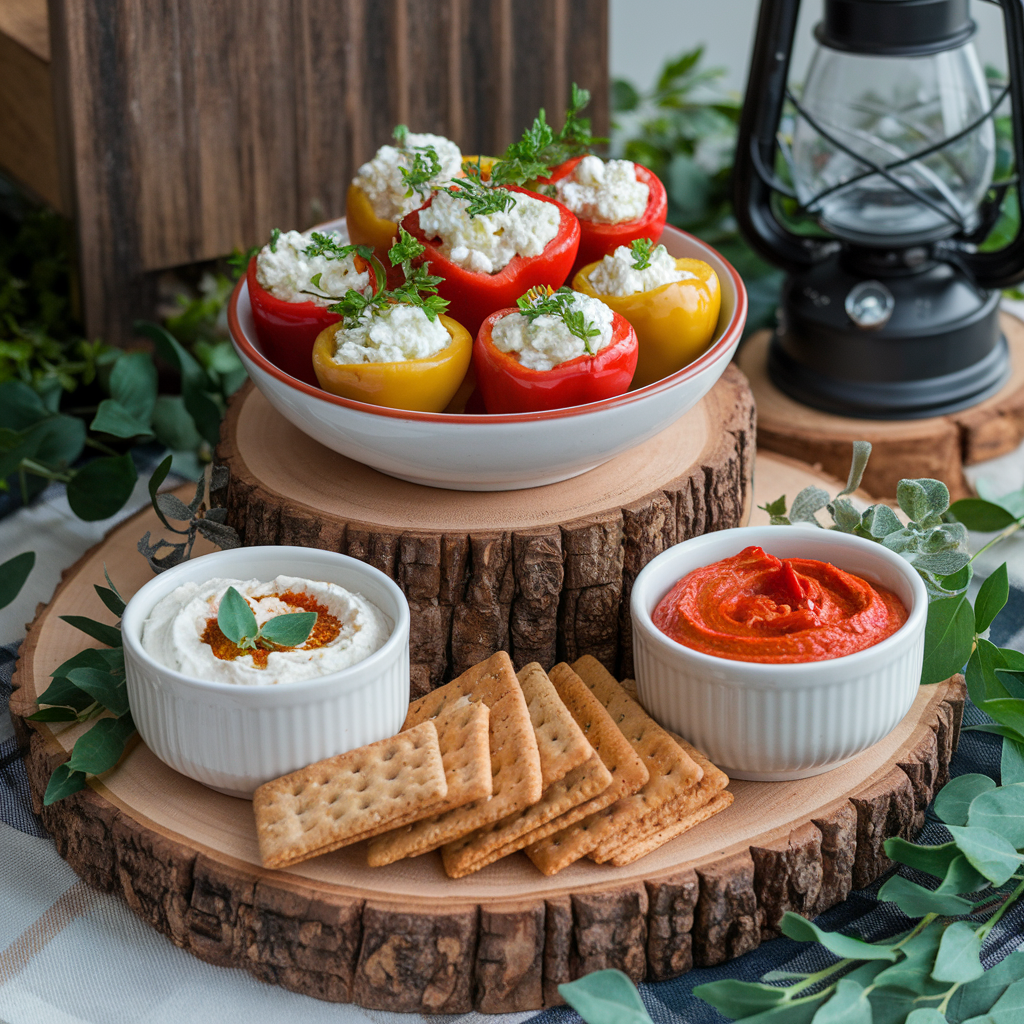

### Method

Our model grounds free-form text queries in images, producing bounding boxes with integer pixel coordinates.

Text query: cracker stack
[252,650,734,876]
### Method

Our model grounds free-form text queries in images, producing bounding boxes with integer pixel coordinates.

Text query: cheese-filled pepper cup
[572,257,721,390]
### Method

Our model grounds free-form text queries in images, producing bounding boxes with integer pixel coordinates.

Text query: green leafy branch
[440,174,518,218]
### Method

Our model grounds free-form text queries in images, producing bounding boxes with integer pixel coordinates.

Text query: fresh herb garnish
[319,228,449,327]
[629,238,655,271]
[441,174,517,218]
[217,586,317,652]
[517,286,601,353]
[491,82,607,187]
[400,145,443,197]
[269,227,281,253]
[302,234,373,264]
[393,123,409,147]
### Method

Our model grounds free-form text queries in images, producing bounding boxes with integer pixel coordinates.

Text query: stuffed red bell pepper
[248,229,377,386]
[400,180,580,335]
[542,155,668,276]
[473,285,638,414]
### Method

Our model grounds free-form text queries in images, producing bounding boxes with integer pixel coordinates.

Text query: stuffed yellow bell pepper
[572,239,720,390]
[310,228,472,413]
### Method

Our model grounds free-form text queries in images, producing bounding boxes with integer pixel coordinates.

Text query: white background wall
[609,0,1010,99]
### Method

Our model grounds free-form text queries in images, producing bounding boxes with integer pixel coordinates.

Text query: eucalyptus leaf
[946,952,1024,1021]
[877,874,974,917]
[1001,738,1024,786]
[967,783,1024,846]
[0,379,49,429]
[66,667,129,718]
[64,713,136,775]
[934,774,997,826]
[43,763,86,805]
[975,564,1009,634]
[90,398,153,439]
[935,855,990,895]
[861,504,902,539]
[838,440,872,496]
[30,414,86,468]
[151,395,204,453]
[780,912,897,961]
[67,453,138,521]
[898,478,950,522]
[810,979,870,1024]
[905,1010,950,1023]
[93,584,125,618]
[988,978,1024,1022]
[921,594,974,685]
[27,706,81,722]
[948,497,1019,532]
[871,927,942,992]
[558,970,654,1024]
[689,979,787,1017]
[108,351,157,421]
[59,615,123,648]
[931,921,984,983]
[789,486,830,525]
[946,825,1023,885]
[259,611,317,647]
[217,586,257,646]
[883,837,960,879]
[0,551,34,609]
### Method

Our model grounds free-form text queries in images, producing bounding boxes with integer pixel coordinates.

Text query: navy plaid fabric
[2,564,1022,1023]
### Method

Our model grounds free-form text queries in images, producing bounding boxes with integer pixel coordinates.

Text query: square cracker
[606,790,735,867]
[590,731,730,863]
[367,652,542,867]
[254,721,447,870]
[523,657,703,876]
[439,662,600,878]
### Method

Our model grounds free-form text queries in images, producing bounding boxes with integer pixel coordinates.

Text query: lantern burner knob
[844,281,895,329]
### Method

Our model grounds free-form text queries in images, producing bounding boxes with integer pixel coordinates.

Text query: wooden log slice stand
[10,465,966,1015]
[738,312,1024,502]
[216,365,757,690]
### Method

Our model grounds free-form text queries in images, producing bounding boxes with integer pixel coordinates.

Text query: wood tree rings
[215,364,757,687]
[9,489,966,1014]
[738,313,1024,502]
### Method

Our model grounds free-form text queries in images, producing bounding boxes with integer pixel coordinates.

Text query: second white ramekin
[630,526,928,781]
[121,545,410,798]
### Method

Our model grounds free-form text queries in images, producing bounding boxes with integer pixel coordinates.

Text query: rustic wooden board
[216,364,757,691]
[738,312,1024,502]
[9,461,965,1014]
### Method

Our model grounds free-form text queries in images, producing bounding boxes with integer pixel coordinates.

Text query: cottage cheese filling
[353,133,463,222]
[141,575,391,685]
[331,304,451,364]
[554,156,649,224]
[417,189,561,275]
[256,230,370,305]
[588,244,694,297]
[491,292,614,371]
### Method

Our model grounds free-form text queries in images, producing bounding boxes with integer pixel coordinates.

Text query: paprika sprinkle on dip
[652,545,908,664]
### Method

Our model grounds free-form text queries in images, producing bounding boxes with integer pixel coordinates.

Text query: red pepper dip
[652,546,908,664]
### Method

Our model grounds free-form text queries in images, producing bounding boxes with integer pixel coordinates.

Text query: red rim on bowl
[227,223,748,425]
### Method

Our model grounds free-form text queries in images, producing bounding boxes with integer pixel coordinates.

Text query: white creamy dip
[256,230,370,305]
[491,292,614,371]
[353,133,463,221]
[588,244,694,297]
[554,156,649,224]
[417,189,561,275]
[332,304,451,364]
[141,575,391,685]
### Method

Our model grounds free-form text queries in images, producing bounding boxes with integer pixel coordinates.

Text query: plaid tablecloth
[2,447,1024,1024]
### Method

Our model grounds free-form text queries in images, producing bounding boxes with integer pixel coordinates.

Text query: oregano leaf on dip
[217,586,258,647]
[259,612,318,648]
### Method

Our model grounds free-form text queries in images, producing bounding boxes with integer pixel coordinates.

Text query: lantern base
[771,255,1011,419]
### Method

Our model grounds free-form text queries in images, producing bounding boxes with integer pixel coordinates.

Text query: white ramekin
[121,546,410,798]
[630,526,928,781]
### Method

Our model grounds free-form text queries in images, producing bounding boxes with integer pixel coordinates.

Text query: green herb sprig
[217,586,317,652]
[269,227,281,253]
[441,174,518,219]
[393,123,409,147]
[629,238,656,271]
[517,286,601,352]
[491,82,606,187]
[302,233,373,264]
[399,145,443,198]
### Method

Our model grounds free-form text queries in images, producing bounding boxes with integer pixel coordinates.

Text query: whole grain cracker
[590,731,730,863]
[254,721,447,870]
[606,791,735,867]
[438,662,599,878]
[523,657,703,876]
[367,652,542,866]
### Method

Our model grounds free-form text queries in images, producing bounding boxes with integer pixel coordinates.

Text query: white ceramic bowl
[630,526,928,781]
[227,222,748,490]
[121,546,411,798]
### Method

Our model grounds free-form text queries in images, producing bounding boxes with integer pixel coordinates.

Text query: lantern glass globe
[791,42,996,245]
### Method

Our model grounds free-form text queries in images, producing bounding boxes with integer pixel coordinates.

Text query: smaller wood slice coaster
[10,468,966,1015]
[739,311,1024,502]
[215,364,757,690]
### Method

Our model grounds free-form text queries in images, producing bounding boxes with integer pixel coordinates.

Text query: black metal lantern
[735,0,1024,419]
